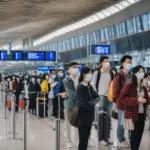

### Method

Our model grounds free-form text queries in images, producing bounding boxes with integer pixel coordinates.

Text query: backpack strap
[109,70,114,81]
[96,70,101,92]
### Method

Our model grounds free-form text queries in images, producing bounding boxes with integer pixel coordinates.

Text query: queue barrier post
[23,109,27,150]
[11,94,16,139]
[55,119,60,150]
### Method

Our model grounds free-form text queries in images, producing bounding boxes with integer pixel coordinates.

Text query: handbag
[70,107,79,127]
[121,111,135,131]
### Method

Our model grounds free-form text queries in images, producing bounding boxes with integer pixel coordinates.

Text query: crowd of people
[0,55,150,150]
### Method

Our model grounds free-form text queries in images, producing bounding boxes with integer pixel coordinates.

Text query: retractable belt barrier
[0,88,62,150]
[0,89,27,150]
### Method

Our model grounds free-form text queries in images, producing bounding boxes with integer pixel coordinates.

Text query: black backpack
[96,69,114,92]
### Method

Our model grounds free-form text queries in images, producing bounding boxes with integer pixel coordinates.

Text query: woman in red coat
[119,65,149,150]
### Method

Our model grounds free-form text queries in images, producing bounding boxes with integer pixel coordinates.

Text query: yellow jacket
[41,80,48,92]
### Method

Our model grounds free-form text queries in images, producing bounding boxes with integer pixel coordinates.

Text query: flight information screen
[91,45,110,55]
[37,66,55,71]
[24,52,45,61]
[0,51,7,60]
[45,51,56,61]
[12,51,22,60]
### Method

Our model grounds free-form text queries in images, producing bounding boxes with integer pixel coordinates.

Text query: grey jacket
[63,76,77,109]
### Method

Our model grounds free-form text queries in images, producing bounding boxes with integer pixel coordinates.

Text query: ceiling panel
[0,0,120,46]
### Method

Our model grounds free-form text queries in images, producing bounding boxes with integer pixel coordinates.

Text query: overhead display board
[24,51,45,61]
[12,51,23,60]
[37,66,55,71]
[0,51,7,60]
[45,51,56,61]
[0,51,56,61]
[90,45,110,55]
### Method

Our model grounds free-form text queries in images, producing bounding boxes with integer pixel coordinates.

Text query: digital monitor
[45,51,56,61]
[24,51,45,61]
[12,51,23,60]
[91,45,110,55]
[0,51,7,60]
[37,66,55,71]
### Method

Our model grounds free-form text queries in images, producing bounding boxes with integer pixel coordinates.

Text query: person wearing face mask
[41,74,49,93]
[143,73,150,129]
[113,55,132,148]
[15,76,23,112]
[51,69,66,119]
[63,62,79,148]
[28,76,40,114]
[91,56,114,146]
[119,65,149,150]
[77,66,99,150]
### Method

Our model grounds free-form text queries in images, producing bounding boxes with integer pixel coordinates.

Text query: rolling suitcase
[38,102,47,118]
[7,97,11,111]
[19,99,25,110]
[97,110,109,142]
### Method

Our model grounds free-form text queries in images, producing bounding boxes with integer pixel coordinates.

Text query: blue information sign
[45,51,56,61]
[91,45,110,55]
[37,66,55,71]
[0,51,7,60]
[12,51,22,60]
[24,52,45,61]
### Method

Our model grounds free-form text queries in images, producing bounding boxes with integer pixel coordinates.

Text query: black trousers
[130,114,145,150]
[52,96,64,119]
[15,94,20,112]
[78,125,91,150]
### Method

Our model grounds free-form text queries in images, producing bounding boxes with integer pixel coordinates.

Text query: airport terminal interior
[0,0,150,150]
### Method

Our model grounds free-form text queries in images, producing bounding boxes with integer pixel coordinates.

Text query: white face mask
[103,62,110,68]
[125,63,132,71]
[147,80,150,86]
[46,75,49,80]
[8,78,11,82]
[37,79,41,83]
[85,74,93,82]
[58,73,63,77]
[32,78,35,82]
[135,73,145,80]
[70,68,79,75]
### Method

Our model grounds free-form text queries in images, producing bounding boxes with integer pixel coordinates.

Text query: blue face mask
[85,74,93,82]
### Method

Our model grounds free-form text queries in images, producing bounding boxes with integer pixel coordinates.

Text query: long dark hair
[78,66,92,83]
[132,65,145,92]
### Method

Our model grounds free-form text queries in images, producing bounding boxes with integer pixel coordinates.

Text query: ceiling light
[107,6,119,14]
[101,10,111,16]
[120,1,130,7]
[127,0,136,4]
[89,15,100,22]
[95,12,105,19]
[115,3,125,10]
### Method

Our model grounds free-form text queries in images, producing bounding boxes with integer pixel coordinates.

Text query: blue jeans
[99,95,113,138]
[117,109,125,143]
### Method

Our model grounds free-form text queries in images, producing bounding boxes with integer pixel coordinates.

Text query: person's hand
[59,92,67,98]
[138,97,147,103]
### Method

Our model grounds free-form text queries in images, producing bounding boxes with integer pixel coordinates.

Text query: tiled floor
[0,105,150,150]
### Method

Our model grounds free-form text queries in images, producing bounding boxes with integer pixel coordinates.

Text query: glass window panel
[63,40,66,51]
[79,35,84,47]
[100,29,106,41]
[83,34,87,46]
[110,26,115,39]
[95,29,101,43]
[71,37,75,49]
[75,36,80,48]
[86,34,89,45]
[104,28,109,40]
[108,27,112,39]
[136,16,143,32]
[112,25,117,38]
[132,17,137,33]
[121,21,127,36]
[88,32,95,44]
[126,19,134,34]
[142,13,149,31]
[115,24,120,38]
